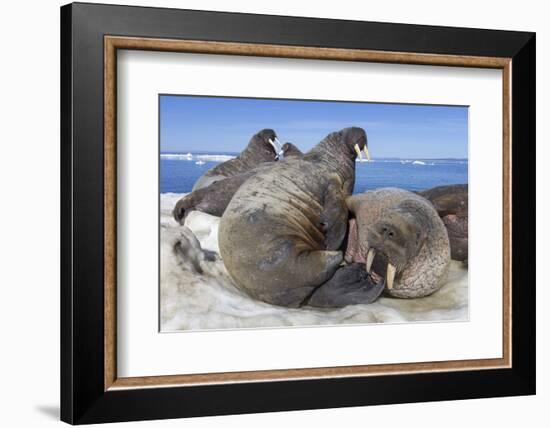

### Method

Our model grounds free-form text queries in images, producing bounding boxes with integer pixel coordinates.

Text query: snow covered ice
[160,193,468,332]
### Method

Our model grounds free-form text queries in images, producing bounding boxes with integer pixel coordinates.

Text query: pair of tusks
[354,143,371,161]
[366,248,396,289]
[268,137,285,160]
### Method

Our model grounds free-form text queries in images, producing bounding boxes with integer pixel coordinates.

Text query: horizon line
[160,151,468,160]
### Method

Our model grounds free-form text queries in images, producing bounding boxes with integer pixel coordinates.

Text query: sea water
[160,152,468,194]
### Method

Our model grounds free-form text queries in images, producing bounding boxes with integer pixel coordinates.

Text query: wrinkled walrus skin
[192,129,280,191]
[419,184,468,262]
[345,188,451,298]
[173,143,303,223]
[218,128,369,308]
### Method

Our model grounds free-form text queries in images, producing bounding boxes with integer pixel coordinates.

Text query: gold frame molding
[104,35,512,391]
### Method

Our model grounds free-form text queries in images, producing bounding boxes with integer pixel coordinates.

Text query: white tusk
[363,146,371,161]
[354,144,363,161]
[274,137,284,159]
[387,263,396,289]
[269,138,283,159]
[269,137,284,159]
[366,248,375,273]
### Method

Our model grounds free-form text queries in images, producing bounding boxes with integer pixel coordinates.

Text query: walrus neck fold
[304,134,357,185]
[238,143,276,168]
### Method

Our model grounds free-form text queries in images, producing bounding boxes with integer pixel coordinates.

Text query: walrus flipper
[258,249,344,308]
[174,172,255,223]
[321,176,349,250]
[306,264,386,308]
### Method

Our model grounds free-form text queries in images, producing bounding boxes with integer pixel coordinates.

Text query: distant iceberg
[161,153,192,160]
[196,154,235,162]
[161,153,236,162]
[412,160,426,165]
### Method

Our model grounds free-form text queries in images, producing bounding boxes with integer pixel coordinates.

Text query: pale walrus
[218,127,375,308]
[419,184,468,263]
[173,143,303,222]
[192,129,283,191]
[341,188,451,299]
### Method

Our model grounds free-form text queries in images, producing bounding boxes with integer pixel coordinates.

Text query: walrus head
[340,127,370,161]
[306,127,370,166]
[249,129,284,160]
[419,184,468,262]
[364,200,430,289]
[281,142,303,158]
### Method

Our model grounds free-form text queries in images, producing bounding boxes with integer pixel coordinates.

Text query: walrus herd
[173,127,468,308]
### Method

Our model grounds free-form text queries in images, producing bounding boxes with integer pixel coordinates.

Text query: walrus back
[193,148,276,191]
[192,157,254,191]
[218,159,344,306]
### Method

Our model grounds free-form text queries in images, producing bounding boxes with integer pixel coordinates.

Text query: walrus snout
[256,128,277,143]
[364,239,402,290]
[173,196,194,224]
[254,128,283,159]
[366,211,425,290]
[368,223,409,266]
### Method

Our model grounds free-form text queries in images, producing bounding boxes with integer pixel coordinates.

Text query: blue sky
[160,95,468,159]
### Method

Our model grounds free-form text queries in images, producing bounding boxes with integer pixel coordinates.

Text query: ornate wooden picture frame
[61,2,535,424]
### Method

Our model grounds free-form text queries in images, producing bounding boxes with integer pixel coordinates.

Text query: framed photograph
[61,2,535,424]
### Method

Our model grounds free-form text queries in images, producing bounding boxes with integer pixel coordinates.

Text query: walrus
[419,184,468,263]
[280,142,303,158]
[192,129,283,191]
[173,143,303,222]
[338,188,451,300]
[218,127,376,308]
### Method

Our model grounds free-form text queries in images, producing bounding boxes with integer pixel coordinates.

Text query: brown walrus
[280,142,304,158]
[419,184,468,263]
[173,143,303,223]
[218,127,377,308]
[192,129,283,191]
[338,188,451,300]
